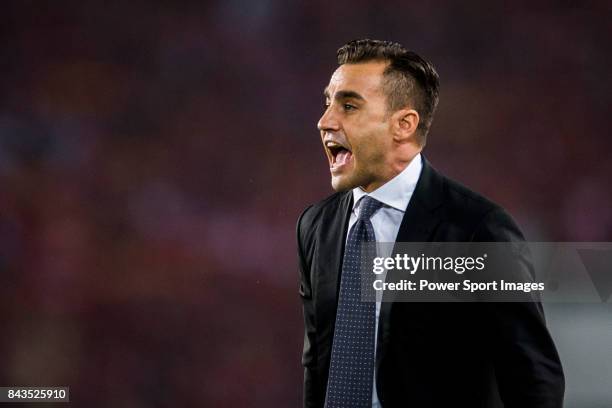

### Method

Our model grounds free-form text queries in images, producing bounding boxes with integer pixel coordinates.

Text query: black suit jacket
[297,158,564,408]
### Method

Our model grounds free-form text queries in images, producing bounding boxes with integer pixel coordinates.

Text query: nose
[317,105,340,132]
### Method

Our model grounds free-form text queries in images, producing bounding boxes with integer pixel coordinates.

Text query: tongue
[335,149,351,165]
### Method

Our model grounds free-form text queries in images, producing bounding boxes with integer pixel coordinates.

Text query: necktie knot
[358,196,384,220]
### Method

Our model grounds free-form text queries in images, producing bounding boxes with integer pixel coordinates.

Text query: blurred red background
[0,1,610,407]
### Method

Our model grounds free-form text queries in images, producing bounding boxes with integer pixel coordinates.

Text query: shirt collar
[352,153,422,213]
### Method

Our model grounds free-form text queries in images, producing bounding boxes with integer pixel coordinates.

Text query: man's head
[318,39,439,192]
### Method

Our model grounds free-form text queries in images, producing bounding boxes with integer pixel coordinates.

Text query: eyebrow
[323,88,366,102]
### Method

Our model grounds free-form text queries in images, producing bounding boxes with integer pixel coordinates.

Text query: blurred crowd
[0,1,609,406]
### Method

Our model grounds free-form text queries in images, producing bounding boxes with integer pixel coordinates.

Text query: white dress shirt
[346,153,422,408]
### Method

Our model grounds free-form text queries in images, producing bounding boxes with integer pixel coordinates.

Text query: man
[296,39,564,408]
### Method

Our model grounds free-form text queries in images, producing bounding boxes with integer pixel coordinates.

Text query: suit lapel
[376,157,446,371]
[315,191,353,363]
[395,156,445,243]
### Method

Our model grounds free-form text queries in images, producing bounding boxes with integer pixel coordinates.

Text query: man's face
[318,61,394,192]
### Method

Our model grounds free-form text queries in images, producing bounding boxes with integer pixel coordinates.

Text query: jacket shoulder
[443,175,501,216]
[297,191,348,234]
[439,174,523,241]
[418,158,503,223]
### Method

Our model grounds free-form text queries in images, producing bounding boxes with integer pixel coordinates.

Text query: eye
[343,103,356,111]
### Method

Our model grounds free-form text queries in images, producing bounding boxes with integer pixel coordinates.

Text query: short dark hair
[337,39,440,144]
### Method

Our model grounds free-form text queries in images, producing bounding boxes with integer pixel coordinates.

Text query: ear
[391,108,419,143]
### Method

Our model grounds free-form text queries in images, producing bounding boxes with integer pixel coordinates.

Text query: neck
[360,150,421,193]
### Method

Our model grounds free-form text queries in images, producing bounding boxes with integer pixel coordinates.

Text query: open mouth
[325,141,352,170]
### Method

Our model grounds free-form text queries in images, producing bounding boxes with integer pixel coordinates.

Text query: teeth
[326,141,343,148]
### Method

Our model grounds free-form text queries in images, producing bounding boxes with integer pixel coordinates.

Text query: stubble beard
[330,169,369,192]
